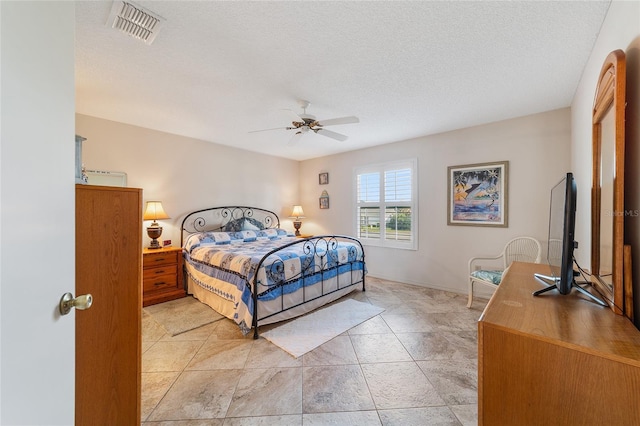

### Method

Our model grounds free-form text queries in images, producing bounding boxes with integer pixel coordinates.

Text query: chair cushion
[471,270,503,285]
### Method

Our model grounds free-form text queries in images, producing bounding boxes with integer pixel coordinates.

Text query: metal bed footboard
[251,235,366,339]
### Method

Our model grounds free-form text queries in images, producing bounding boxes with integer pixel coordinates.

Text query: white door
[0,2,76,424]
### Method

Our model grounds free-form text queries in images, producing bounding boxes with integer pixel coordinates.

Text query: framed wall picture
[447,161,508,227]
[319,190,329,209]
[85,170,128,187]
[319,172,329,185]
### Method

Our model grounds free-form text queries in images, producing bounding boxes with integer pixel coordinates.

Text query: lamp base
[147,225,163,249]
[293,221,302,237]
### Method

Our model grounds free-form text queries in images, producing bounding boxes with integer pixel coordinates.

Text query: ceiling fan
[249,100,359,145]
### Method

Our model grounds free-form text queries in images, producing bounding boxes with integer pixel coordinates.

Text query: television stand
[478,261,640,425]
[533,273,607,306]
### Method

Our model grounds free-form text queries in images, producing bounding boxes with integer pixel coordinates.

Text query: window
[355,159,417,250]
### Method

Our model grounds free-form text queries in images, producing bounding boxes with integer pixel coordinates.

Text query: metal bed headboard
[180,206,281,246]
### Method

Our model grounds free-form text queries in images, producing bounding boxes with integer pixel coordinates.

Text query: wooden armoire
[75,184,142,424]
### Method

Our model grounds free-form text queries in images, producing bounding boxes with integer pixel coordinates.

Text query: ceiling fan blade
[287,131,304,146]
[316,128,348,142]
[317,116,359,127]
[248,127,287,134]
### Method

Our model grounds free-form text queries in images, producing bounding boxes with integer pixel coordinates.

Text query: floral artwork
[447,161,508,227]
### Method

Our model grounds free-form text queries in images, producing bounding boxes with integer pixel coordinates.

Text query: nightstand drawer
[143,264,177,281]
[144,251,178,267]
[143,271,178,292]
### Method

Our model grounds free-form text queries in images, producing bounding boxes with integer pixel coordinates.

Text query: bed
[180,206,366,338]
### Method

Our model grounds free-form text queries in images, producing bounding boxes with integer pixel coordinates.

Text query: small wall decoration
[319,172,329,185]
[319,190,330,209]
[75,135,87,184]
[447,161,508,227]
[85,170,128,187]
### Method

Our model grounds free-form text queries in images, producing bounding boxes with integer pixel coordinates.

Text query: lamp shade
[143,201,170,221]
[290,205,305,219]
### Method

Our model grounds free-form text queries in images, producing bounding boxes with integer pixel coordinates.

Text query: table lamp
[143,201,170,249]
[289,205,305,236]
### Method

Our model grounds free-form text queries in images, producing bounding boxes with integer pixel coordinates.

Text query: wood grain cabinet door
[75,184,142,425]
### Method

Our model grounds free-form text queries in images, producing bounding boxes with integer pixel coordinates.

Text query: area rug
[144,296,224,336]
[261,299,385,358]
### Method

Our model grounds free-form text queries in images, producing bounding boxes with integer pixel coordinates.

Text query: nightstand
[296,234,314,238]
[142,246,185,306]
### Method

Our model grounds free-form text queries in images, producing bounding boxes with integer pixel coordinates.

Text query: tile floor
[141,276,489,425]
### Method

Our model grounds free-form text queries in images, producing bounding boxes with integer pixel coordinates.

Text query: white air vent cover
[106,1,164,45]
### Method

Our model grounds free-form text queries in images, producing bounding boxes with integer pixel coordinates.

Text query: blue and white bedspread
[183,230,365,334]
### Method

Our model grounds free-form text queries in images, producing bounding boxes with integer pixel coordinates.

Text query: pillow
[222,218,244,232]
[239,230,257,242]
[258,229,279,239]
[471,270,503,285]
[184,231,235,251]
[222,217,265,232]
[276,228,295,237]
[210,232,231,245]
[242,217,265,231]
[184,232,215,252]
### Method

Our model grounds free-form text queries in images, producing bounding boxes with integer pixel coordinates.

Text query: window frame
[354,158,418,250]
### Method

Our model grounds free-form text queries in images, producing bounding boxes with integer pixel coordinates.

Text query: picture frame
[75,135,87,184]
[319,190,329,209]
[85,170,128,187]
[447,161,508,227]
[319,172,329,185]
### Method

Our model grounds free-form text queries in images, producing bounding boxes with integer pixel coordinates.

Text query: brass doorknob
[59,292,93,316]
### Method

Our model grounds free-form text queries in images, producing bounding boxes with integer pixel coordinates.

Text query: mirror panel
[599,108,615,291]
[591,49,626,315]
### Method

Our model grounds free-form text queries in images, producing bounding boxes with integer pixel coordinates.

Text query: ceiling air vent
[106,1,165,45]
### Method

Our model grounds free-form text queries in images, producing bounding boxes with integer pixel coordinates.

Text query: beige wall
[76,114,300,248]
[77,109,570,297]
[571,0,640,327]
[300,108,571,295]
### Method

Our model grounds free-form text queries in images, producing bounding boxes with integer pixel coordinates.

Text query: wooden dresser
[478,261,640,425]
[143,246,185,306]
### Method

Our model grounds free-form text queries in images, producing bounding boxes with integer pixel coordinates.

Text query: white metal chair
[467,236,542,308]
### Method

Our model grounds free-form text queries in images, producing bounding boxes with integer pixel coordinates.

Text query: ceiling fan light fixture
[250,100,358,144]
[106,1,165,45]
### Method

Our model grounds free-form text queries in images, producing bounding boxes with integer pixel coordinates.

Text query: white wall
[76,114,300,247]
[571,0,640,327]
[300,108,571,295]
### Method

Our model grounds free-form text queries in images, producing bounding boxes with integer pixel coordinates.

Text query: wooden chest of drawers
[142,246,185,306]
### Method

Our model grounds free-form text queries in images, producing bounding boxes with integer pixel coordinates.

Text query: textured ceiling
[75,1,610,161]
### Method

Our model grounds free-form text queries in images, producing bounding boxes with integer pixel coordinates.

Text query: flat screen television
[533,172,605,305]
